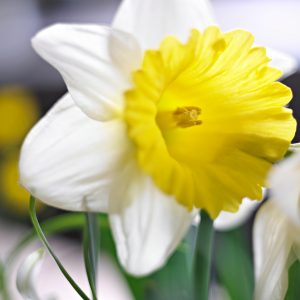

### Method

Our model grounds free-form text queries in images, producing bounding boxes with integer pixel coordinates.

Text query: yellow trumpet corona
[124,27,296,218]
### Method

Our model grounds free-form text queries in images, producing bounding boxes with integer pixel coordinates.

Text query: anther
[173,106,202,128]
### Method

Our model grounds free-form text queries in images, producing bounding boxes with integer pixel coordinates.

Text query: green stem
[83,213,99,300]
[193,210,214,300]
[0,261,10,300]
[6,214,86,268]
[3,213,109,299]
[1,214,86,300]
[29,196,90,300]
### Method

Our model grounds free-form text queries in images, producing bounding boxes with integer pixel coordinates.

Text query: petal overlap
[253,201,296,300]
[32,24,142,121]
[113,0,215,49]
[214,198,260,231]
[269,152,300,228]
[19,94,132,212]
[109,161,197,276]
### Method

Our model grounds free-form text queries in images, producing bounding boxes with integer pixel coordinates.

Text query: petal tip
[31,23,70,56]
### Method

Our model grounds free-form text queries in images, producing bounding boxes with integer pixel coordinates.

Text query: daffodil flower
[202,0,298,231]
[20,0,296,275]
[254,153,300,300]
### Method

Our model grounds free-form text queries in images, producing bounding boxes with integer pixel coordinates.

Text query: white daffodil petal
[214,198,260,231]
[32,24,142,121]
[267,48,298,80]
[109,162,196,276]
[113,0,215,49]
[17,248,45,300]
[253,201,295,300]
[269,152,300,228]
[20,94,132,212]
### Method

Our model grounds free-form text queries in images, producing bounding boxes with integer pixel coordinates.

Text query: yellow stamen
[173,106,202,128]
[156,106,202,130]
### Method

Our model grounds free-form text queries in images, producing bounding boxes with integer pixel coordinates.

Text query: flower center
[156,106,202,130]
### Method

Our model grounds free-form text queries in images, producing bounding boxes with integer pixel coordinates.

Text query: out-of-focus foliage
[100,215,195,300]
[215,227,254,300]
[0,261,5,291]
[285,260,300,300]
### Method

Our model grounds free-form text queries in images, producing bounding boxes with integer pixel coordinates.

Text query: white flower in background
[17,248,45,300]
[214,197,261,231]
[19,0,297,276]
[254,152,300,300]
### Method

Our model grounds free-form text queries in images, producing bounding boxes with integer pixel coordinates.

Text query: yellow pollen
[173,106,202,128]
[156,106,202,130]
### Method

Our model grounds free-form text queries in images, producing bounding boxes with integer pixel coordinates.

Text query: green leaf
[83,213,99,300]
[7,213,86,268]
[215,227,254,300]
[145,244,194,300]
[0,260,10,300]
[95,215,149,300]
[4,211,110,300]
[0,261,4,292]
[94,215,199,300]
[7,210,198,300]
[193,211,214,300]
[100,215,194,300]
[29,196,90,300]
[2,214,87,300]
[7,213,110,269]
[285,260,300,300]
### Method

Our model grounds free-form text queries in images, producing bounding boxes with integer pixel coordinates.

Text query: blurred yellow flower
[0,152,31,214]
[0,87,39,148]
[0,86,40,215]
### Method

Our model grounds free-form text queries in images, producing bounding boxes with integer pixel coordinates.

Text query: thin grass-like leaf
[29,196,90,300]
[193,211,214,300]
[83,213,99,300]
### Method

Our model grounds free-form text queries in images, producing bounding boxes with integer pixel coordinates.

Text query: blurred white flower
[17,248,45,300]
[214,198,260,231]
[253,152,300,300]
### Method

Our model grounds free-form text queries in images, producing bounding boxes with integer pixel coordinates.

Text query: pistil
[156,106,202,130]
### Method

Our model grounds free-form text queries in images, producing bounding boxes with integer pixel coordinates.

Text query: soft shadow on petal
[108,161,197,276]
[113,0,215,49]
[253,201,295,300]
[32,24,142,121]
[267,48,298,80]
[19,94,132,212]
[214,198,260,231]
[17,248,45,300]
[269,152,300,228]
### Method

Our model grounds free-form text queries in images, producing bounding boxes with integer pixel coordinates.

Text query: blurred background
[0,0,300,299]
